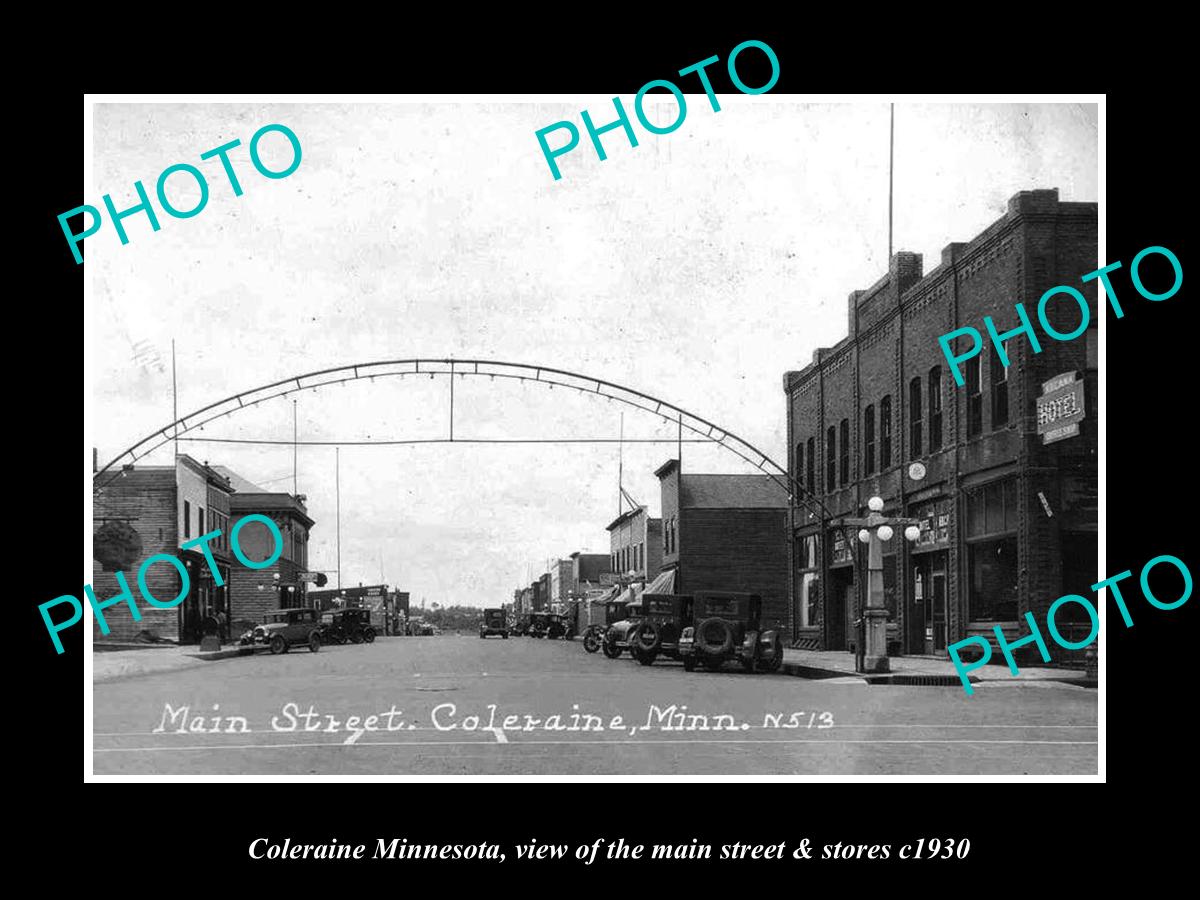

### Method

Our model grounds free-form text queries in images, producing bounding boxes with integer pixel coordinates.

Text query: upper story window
[805,437,815,495]
[880,395,893,469]
[863,405,876,475]
[839,418,850,486]
[966,355,983,438]
[825,426,837,493]
[795,442,804,497]
[991,350,1009,429]
[909,377,923,457]
[928,367,944,452]
[184,501,191,539]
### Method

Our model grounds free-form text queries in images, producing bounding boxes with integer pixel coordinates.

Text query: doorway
[827,567,854,650]
[910,552,948,653]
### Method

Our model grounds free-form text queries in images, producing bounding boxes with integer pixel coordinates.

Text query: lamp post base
[860,655,891,674]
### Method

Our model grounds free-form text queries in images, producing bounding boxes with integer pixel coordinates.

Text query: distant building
[606,506,662,587]
[548,558,574,611]
[655,459,790,633]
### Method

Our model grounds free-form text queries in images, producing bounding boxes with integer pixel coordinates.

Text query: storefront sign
[1037,372,1085,444]
[831,530,853,564]
[912,499,951,548]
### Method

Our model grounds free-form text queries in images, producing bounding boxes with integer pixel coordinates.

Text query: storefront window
[795,535,819,629]
[965,479,1019,621]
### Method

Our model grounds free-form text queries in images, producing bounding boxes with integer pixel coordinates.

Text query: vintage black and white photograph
[85,95,1099,776]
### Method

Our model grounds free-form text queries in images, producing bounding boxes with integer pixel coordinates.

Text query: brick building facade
[91,455,234,644]
[783,189,1097,662]
[225,490,314,637]
[655,460,790,634]
[606,506,662,585]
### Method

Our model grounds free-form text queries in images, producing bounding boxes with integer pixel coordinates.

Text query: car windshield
[644,599,677,616]
[699,599,743,617]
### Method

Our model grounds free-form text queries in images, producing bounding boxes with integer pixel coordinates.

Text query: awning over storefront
[643,568,676,595]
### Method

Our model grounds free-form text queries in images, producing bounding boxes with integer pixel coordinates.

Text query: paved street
[93,636,1098,775]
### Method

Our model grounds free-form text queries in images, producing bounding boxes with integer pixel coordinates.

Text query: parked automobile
[320,608,377,645]
[479,608,509,639]
[408,618,436,636]
[239,608,322,655]
[583,600,628,653]
[528,614,568,643]
[511,616,530,637]
[602,599,644,658]
[628,594,693,666]
[678,592,784,673]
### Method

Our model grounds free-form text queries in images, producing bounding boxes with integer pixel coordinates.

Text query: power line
[178,437,715,446]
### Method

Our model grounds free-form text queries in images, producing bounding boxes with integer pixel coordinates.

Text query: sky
[87,99,1098,606]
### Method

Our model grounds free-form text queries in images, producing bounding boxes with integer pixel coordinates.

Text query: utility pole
[171,339,179,461]
[336,447,341,591]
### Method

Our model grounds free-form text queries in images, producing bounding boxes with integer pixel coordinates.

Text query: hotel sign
[1037,372,1085,445]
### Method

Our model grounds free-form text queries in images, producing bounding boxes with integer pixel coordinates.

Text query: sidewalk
[92,636,405,684]
[780,648,1095,687]
[92,643,253,684]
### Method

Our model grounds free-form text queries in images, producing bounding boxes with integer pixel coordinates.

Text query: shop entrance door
[827,567,853,650]
[910,553,948,654]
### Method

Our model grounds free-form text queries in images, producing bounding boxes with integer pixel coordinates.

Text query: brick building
[783,189,1097,661]
[91,455,234,644]
[606,506,662,586]
[654,460,790,633]
[547,558,574,610]
[225,487,315,636]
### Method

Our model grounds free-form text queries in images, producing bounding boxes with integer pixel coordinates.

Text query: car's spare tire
[632,621,661,653]
[695,618,734,656]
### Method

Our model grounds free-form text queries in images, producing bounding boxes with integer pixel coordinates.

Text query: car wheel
[350,629,364,644]
[683,656,697,672]
[767,635,784,672]
[502,632,508,639]
[583,632,600,653]
[636,649,657,667]
[363,628,376,643]
[602,640,622,659]
[309,632,321,653]
[269,635,286,655]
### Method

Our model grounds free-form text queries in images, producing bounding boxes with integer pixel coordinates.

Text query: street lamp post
[837,496,920,674]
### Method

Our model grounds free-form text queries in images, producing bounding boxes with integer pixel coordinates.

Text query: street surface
[93,635,1098,775]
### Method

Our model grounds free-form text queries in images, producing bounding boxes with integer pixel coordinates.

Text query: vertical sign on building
[1036,372,1085,444]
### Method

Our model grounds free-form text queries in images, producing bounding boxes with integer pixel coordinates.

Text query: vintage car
[527,611,570,639]
[678,592,784,673]
[408,617,436,636]
[582,600,628,653]
[319,608,376,645]
[627,594,694,666]
[239,608,322,655]
[479,608,509,639]
[602,599,644,659]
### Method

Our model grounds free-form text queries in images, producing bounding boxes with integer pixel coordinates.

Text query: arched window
[909,377,923,458]
[928,367,944,452]
[880,395,893,469]
[864,405,876,475]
